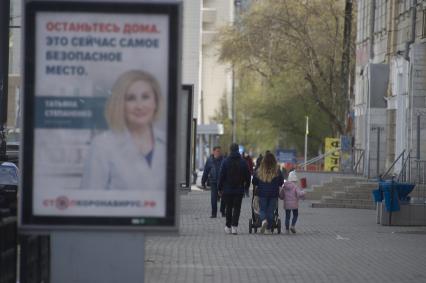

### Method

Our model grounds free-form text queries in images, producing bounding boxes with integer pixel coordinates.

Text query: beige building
[200,0,234,125]
[182,0,202,119]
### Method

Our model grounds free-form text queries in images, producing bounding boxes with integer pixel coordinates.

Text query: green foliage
[213,0,351,158]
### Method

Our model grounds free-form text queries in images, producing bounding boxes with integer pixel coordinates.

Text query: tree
[219,0,351,140]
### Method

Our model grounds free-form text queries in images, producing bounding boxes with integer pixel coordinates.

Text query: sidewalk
[145,190,426,283]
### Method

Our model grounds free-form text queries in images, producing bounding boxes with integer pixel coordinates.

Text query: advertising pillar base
[51,231,145,283]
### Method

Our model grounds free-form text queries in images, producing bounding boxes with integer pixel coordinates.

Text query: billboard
[20,1,181,231]
[276,149,297,164]
[324,137,340,172]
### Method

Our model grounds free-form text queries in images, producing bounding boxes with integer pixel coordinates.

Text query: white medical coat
[80,128,166,191]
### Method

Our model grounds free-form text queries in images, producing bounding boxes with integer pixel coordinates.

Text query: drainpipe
[365,0,376,177]
[387,0,398,58]
[406,1,417,162]
[405,0,417,60]
[369,0,376,60]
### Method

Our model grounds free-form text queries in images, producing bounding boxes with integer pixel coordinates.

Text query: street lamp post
[304,116,309,171]
[231,1,241,144]
[0,0,10,161]
[232,65,236,143]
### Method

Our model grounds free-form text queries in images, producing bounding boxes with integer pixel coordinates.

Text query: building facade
[354,0,426,177]
[200,0,234,125]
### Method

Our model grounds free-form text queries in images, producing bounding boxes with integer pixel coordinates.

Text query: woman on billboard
[80,70,166,191]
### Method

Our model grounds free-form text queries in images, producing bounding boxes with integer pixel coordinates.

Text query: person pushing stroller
[252,152,284,234]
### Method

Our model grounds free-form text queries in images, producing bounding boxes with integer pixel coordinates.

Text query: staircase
[306,176,377,210]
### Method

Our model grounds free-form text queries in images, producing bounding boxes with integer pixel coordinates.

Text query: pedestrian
[252,151,284,234]
[243,152,254,176]
[218,143,251,235]
[254,153,263,172]
[202,146,224,218]
[279,171,305,234]
[281,166,288,180]
[243,152,254,197]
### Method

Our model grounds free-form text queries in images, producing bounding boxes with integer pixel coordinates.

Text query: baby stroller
[249,188,281,234]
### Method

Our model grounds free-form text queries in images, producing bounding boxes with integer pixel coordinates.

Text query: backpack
[228,158,243,188]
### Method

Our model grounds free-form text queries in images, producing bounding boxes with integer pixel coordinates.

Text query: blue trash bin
[372,189,383,202]
[394,183,415,201]
[379,181,400,212]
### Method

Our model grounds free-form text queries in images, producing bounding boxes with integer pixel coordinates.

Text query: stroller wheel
[277,219,281,234]
[249,219,253,234]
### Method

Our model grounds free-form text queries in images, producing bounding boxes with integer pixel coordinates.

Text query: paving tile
[145,190,426,283]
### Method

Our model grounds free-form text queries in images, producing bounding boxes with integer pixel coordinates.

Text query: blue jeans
[211,183,218,216]
[285,209,299,229]
[259,197,277,229]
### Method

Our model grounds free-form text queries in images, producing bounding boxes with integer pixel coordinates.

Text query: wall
[200,0,234,123]
[182,0,202,119]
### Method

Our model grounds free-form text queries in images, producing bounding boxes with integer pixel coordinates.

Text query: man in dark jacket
[202,146,224,218]
[218,143,251,235]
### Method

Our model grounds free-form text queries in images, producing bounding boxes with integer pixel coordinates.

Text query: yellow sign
[324,138,340,172]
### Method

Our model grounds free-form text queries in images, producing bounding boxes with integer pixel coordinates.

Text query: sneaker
[224,226,231,234]
[264,229,272,235]
[290,226,296,234]
[231,226,238,235]
[210,215,217,218]
[286,229,290,234]
[260,220,267,234]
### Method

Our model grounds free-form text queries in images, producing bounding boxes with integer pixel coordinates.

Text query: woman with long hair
[252,151,284,234]
[81,70,166,192]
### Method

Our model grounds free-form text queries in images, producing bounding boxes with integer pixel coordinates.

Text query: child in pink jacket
[279,171,305,234]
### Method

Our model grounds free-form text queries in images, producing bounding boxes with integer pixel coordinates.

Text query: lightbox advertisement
[20,1,181,231]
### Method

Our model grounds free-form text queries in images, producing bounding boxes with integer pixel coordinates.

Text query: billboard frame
[20,1,181,232]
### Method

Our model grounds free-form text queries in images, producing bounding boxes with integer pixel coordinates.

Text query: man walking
[218,143,251,235]
[202,146,224,218]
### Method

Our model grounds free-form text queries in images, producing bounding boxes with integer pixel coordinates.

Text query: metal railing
[381,150,408,180]
[0,216,50,283]
[298,147,365,175]
[411,159,426,202]
[298,148,341,169]
[0,217,17,283]
[380,150,426,202]
[414,160,426,184]
[20,235,50,283]
[352,148,365,175]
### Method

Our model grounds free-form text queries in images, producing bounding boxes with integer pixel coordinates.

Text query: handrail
[397,150,412,182]
[414,159,426,185]
[353,149,364,174]
[298,148,341,168]
[382,150,406,180]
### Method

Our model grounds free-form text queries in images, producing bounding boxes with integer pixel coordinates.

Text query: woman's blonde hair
[257,151,279,183]
[105,70,162,131]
